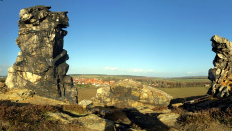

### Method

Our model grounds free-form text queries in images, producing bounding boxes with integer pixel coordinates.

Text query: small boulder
[77,114,115,131]
[157,113,180,127]
[47,112,75,124]
[93,79,173,109]
[171,103,183,108]
[78,99,93,109]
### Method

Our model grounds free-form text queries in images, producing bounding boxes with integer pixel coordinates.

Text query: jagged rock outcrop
[5,5,77,103]
[92,79,173,109]
[208,35,232,98]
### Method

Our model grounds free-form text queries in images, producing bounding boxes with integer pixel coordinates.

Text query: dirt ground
[78,88,98,102]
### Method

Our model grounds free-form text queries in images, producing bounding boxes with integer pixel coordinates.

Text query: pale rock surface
[157,113,180,127]
[135,106,171,114]
[76,114,115,131]
[47,113,115,131]
[92,79,173,109]
[47,112,76,124]
[78,99,93,108]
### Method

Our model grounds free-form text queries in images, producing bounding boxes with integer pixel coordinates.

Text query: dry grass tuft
[0,101,83,131]
[174,108,232,131]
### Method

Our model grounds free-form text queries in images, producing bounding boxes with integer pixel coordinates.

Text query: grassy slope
[157,87,210,98]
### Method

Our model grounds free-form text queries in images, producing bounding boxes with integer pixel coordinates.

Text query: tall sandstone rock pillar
[5,5,78,103]
[208,35,232,98]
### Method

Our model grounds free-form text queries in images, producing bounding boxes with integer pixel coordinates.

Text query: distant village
[72,77,116,87]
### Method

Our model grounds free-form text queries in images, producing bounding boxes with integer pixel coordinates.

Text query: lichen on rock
[5,5,77,103]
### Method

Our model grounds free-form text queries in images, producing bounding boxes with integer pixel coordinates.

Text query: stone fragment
[5,5,77,103]
[47,112,76,124]
[157,113,180,127]
[76,114,115,131]
[171,103,183,108]
[78,99,93,109]
[92,79,173,109]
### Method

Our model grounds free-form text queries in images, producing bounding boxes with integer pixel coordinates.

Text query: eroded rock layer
[208,35,232,98]
[5,5,77,103]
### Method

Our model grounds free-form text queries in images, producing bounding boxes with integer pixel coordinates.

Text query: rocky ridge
[5,5,77,103]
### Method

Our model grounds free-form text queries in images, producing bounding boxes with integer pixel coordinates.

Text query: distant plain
[75,74,210,101]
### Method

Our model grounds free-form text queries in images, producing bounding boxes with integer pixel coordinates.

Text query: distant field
[157,87,210,98]
[78,88,98,102]
[78,86,211,102]
[153,76,210,82]
[165,78,210,82]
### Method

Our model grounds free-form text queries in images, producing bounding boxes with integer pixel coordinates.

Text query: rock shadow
[124,108,170,131]
[91,106,170,131]
[169,95,207,106]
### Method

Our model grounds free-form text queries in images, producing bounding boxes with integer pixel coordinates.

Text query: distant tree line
[132,77,211,88]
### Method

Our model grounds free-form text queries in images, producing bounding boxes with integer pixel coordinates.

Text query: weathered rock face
[208,35,232,98]
[92,79,173,109]
[5,5,77,103]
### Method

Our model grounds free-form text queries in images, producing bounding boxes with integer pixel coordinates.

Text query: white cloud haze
[104,67,119,71]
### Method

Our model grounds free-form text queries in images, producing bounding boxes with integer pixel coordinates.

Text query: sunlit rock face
[92,79,173,109]
[5,5,78,103]
[208,35,232,98]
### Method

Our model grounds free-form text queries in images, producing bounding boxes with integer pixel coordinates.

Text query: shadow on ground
[169,95,206,106]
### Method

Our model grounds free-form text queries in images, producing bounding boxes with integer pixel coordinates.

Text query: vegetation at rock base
[1,100,232,130]
[172,107,232,131]
[0,101,84,131]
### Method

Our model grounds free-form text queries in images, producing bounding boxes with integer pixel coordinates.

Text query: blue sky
[0,0,232,77]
